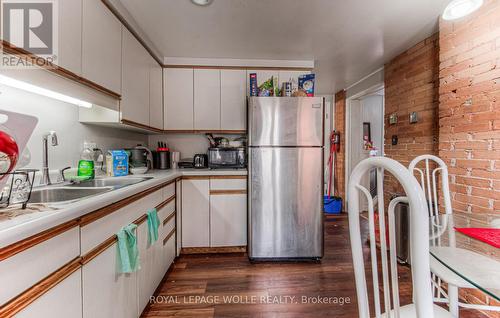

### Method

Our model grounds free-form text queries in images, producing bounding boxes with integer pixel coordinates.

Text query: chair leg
[448,284,459,318]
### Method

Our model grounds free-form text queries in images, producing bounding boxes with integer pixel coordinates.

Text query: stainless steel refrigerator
[248,97,324,260]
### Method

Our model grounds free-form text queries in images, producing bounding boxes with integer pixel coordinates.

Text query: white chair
[348,156,452,318]
[409,154,500,317]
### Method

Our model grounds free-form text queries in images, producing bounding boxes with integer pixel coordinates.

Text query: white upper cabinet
[164,68,194,130]
[57,0,82,75]
[149,59,163,130]
[221,70,247,131]
[82,0,122,94]
[246,70,279,96]
[194,69,221,130]
[121,28,150,126]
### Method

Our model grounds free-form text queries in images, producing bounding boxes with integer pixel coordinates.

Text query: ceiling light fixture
[442,0,483,20]
[0,75,93,108]
[191,0,213,6]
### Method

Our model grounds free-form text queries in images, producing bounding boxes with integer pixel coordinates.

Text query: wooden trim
[100,0,163,66]
[209,189,247,195]
[0,219,79,261]
[182,175,211,180]
[133,214,147,226]
[80,181,171,226]
[209,175,247,180]
[181,246,246,254]
[163,130,247,134]
[163,65,313,71]
[81,235,117,265]
[1,40,121,100]
[0,257,82,317]
[121,119,163,134]
[156,194,176,211]
[163,229,176,246]
[162,211,176,226]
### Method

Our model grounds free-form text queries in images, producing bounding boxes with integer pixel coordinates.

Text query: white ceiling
[117,0,449,94]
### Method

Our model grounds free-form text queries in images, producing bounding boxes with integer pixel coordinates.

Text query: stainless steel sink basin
[66,177,152,189]
[29,187,112,204]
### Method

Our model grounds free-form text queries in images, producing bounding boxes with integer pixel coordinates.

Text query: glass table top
[429,213,500,302]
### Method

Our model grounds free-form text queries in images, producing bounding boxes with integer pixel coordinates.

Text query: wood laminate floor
[142,215,487,318]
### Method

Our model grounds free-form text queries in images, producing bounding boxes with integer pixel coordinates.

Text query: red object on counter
[454,227,500,248]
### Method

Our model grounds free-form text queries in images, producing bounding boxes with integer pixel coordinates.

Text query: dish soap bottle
[78,148,95,180]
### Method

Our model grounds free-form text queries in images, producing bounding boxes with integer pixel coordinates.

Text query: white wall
[0,85,148,172]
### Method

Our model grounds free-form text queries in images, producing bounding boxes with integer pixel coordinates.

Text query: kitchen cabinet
[15,270,82,318]
[149,59,164,130]
[181,179,210,247]
[246,70,279,96]
[221,70,247,130]
[121,28,150,126]
[194,69,221,130]
[210,194,247,247]
[57,0,82,75]
[82,0,122,94]
[164,68,194,130]
[82,242,138,318]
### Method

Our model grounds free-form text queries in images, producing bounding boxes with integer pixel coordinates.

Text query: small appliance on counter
[127,145,152,174]
[178,158,194,169]
[208,147,246,169]
[152,142,171,170]
[193,154,208,169]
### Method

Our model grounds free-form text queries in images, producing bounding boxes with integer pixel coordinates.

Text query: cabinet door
[57,0,82,75]
[246,70,279,96]
[121,28,150,126]
[164,68,194,130]
[15,270,82,318]
[82,0,122,93]
[278,70,311,88]
[210,194,247,247]
[181,179,210,247]
[194,69,221,130]
[149,60,164,130]
[221,70,246,130]
[82,243,137,318]
[176,180,182,256]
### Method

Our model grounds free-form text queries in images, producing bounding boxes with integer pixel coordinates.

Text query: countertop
[0,168,247,248]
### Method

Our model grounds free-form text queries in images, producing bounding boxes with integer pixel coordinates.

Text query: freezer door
[248,97,324,147]
[248,147,323,259]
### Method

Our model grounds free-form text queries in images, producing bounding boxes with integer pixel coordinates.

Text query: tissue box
[106,150,129,177]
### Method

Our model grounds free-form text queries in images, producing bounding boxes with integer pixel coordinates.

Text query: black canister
[153,150,171,170]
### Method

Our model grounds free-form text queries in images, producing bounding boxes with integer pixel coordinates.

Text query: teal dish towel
[147,208,160,244]
[117,223,140,273]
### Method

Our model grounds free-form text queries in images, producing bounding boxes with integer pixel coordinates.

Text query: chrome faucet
[41,131,58,186]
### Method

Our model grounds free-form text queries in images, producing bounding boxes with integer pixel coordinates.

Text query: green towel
[117,223,140,273]
[146,208,160,244]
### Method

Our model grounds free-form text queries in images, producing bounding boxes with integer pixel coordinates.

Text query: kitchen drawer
[210,178,247,191]
[162,181,175,200]
[162,211,176,237]
[81,189,162,254]
[0,226,80,305]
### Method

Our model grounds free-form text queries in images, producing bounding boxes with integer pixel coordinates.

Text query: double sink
[29,177,153,204]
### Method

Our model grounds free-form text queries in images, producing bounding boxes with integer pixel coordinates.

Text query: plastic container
[324,195,342,214]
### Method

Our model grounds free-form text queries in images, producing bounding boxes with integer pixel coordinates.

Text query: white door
[149,60,163,130]
[82,0,122,93]
[82,243,137,318]
[121,28,150,126]
[181,179,210,247]
[57,0,82,75]
[210,194,247,247]
[15,270,82,318]
[164,68,194,130]
[194,69,221,130]
[221,70,247,130]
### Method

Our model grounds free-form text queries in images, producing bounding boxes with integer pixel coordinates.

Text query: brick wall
[439,0,500,216]
[384,34,440,196]
[334,90,346,204]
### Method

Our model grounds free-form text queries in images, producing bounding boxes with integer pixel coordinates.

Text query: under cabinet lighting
[443,0,483,20]
[0,75,93,108]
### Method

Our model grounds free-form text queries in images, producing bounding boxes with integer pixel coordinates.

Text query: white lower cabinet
[82,243,138,318]
[210,194,247,247]
[181,179,210,247]
[15,270,82,318]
